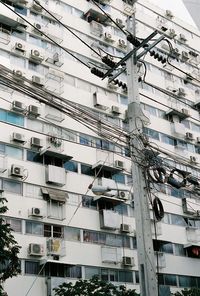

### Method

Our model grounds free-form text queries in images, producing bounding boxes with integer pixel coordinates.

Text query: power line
[33,0,102,58]
[0,0,91,69]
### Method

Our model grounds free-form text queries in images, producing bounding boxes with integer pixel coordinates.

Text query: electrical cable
[33,0,102,58]
[88,0,128,36]
[0,0,91,69]
[24,261,46,296]
[163,38,200,86]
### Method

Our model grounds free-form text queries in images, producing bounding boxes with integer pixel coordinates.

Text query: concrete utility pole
[126,15,158,296]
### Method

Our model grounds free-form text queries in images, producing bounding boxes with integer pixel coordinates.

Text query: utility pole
[126,14,158,296]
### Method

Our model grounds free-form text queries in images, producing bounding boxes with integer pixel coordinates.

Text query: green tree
[173,288,200,296]
[0,197,21,296]
[54,276,140,296]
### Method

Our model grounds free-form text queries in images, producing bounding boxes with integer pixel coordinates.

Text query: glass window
[5,145,23,160]
[161,242,173,254]
[26,221,43,235]
[120,95,128,106]
[119,271,133,283]
[0,109,6,122]
[25,261,40,274]
[12,29,26,40]
[65,227,80,241]
[27,150,43,163]
[112,173,125,184]
[164,274,177,286]
[174,244,186,256]
[85,267,100,279]
[3,179,22,194]
[7,112,24,126]
[64,161,78,172]
[81,164,95,176]
[5,217,22,233]
[171,214,187,226]
[179,275,196,288]
[10,55,26,68]
[66,265,81,278]
[82,195,97,209]
[14,5,27,15]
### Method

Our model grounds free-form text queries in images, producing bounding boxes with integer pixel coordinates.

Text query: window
[82,195,97,209]
[3,179,22,194]
[14,5,27,15]
[164,274,177,286]
[85,267,100,279]
[112,173,125,184]
[66,265,81,278]
[27,150,43,164]
[119,270,133,283]
[5,145,23,160]
[64,161,78,172]
[81,164,95,176]
[179,275,196,288]
[26,221,43,236]
[25,183,42,199]
[47,199,64,220]
[44,224,63,238]
[10,55,26,68]
[65,227,80,241]
[174,244,186,257]
[0,109,24,126]
[25,261,40,275]
[171,214,187,226]
[5,217,22,233]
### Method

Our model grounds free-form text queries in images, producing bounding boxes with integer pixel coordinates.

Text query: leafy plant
[54,276,140,296]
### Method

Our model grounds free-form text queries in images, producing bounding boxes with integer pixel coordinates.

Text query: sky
[148,0,197,28]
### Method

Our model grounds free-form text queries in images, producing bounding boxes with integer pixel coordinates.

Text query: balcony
[92,150,124,173]
[84,7,111,25]
[0,3,19,27]
[165,107,190,121]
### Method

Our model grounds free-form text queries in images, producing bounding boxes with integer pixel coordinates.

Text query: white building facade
[0,0,200,295]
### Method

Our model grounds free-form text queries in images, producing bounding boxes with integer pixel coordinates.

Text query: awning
[93,195,123,205]
[43,150,72,162]
[184,243,200,248]
[41,187,68,203]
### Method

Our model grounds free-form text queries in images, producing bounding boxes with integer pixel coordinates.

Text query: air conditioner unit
[30,49,44,62]
[32,75,44,86]
[171,48,180,57]
[181,51,189,61]
[120,223,130,233]
[122,256,134,267]
[186,132,194,140]
[104,32,114,43]
[118,39,127,49]
[31,2,42,12]
[108,81,118,90]
[116,18,125,28]
[168,29,177,38]
[47,238,62,255]
[115,160,124,169]
[28,105,40,117]
[190,156,197,163]
[178,88,186,96]
[29,243,44,256]
[179,33,187,43]
[161,43,169,51]
[197,137,200,144]
[34,23,42,31]
[31,207,43,217]
[49,136,62,148]
[118,191,129,200]
[189,50,198,58]
[165,10,173,18]
[12,132,25,143]
[14,42,25,52]
[93,92,109,110]
[31,137,42,148]
[13,70,24,81]
[111,105,121,115]
[11,164,24,178]
[12,100,25,113]
[182,108,190,116]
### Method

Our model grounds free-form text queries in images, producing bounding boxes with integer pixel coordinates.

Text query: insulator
[90,67,104,78]
[150,50,155,56]
[127,34,141,47]
[102,56,116,68]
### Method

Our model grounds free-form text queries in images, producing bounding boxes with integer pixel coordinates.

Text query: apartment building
[0,0,200,295]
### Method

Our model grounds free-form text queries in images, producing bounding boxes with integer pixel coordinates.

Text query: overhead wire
[0,0,91,69]
[33,0,102,58]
